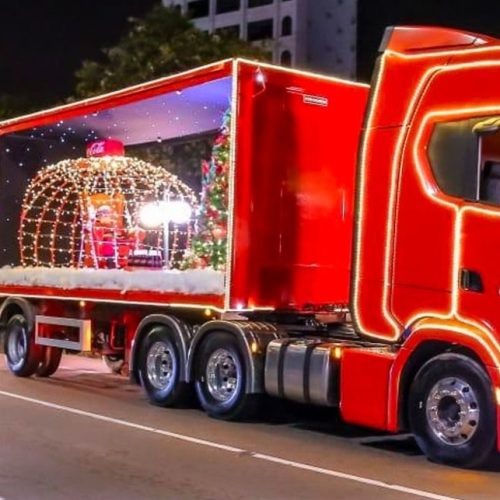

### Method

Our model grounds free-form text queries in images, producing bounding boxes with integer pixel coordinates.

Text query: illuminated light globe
[138,200,192,229]
[138,203,167,229]
[20,140,197,269]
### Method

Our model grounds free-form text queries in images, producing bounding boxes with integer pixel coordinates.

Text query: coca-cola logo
[86,139,124,157]
[88,141,106,155]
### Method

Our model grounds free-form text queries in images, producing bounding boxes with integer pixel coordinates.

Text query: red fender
[387,318,500,450]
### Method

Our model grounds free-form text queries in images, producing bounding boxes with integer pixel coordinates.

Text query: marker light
[255,68,266,85]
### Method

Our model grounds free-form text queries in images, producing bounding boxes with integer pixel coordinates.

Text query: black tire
[137,325,191,407]
[4,314,42,377]
[409,353,496,468]
[103,354,125,374]
[36,347,63,377]
[195,332,260,421]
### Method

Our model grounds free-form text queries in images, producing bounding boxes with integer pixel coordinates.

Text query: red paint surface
[230,63,368,310]
[340,348,396,430]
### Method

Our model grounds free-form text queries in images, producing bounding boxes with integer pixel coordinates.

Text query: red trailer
[2,25,500,468]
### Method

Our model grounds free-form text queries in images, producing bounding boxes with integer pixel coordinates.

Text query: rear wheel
[36,347,63,377]
[409,353,496,468]
[195,332,260,421]
[4,314,42,377]
[137,325,191,407]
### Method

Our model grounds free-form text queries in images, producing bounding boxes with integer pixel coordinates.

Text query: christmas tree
[184,110,230,270]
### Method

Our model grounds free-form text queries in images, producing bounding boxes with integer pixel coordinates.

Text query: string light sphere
[20,152,197,269]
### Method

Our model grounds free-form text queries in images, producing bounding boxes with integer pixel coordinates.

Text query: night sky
[0,0,499,105]
[0,0,158,104]
[357,0,500,80]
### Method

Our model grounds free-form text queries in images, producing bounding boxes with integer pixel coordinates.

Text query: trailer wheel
[195,332,259,421]
[409,353,496,468]
[4,313,42,377]
[137,325,191,407]
[36,347,63,377]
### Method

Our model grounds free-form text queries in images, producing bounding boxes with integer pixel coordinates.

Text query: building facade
[163,0,357,78]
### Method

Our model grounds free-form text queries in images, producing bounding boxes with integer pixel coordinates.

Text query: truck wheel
[137,325,190,407]
[4,314,42,377]
[409,353,496,468]
[195,332,259,421]
[36,347,63,377]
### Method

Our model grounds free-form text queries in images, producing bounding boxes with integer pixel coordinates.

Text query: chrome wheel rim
[426,377,480,445]
[206,348,241,403]
[146,340,176,391]
[6,322,27,370]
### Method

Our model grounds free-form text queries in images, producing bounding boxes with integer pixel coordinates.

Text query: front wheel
[4,314,42,377]
[195,332,260,421]
[409,353,496,468]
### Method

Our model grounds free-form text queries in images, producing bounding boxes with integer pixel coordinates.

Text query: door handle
[460,269,484,293]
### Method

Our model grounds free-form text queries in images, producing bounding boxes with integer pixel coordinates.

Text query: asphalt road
[1,355,500,500]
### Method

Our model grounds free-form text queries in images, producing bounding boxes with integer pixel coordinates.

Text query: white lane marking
[0,390,459,500]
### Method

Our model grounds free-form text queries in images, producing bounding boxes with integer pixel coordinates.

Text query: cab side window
[478,127,500,206]
[428,118,479,200]
[480,162,500,205]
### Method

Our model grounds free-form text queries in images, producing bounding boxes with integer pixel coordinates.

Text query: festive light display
[20,148,197,269]
[183,110,230,271]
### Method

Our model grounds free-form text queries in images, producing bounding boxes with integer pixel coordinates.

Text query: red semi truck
[2,25,500,467]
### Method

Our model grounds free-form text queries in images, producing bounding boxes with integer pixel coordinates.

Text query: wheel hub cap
[206,348,240,403]
[146,341,175,391]
[426,377,479,445]
[7,323,27,370]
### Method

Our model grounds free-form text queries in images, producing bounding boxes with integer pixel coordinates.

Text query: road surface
[0,354,499,500]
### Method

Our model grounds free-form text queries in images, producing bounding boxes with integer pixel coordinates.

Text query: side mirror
[473,118,500,136]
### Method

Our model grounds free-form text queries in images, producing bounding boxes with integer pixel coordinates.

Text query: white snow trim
[0,267,225,295]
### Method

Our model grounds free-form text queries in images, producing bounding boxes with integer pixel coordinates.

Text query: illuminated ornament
[212,225,227,240]
[20,139,197,269]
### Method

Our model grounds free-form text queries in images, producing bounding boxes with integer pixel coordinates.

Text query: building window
[248,0,273,7]
[280,50,292,66]
[247,19,273,41]
[216,0,240,14]
[281,16,292,36]
[215,25,241,38]
[187,0,209,18]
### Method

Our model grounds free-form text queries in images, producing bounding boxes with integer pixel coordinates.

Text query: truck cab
[353,25,500,466]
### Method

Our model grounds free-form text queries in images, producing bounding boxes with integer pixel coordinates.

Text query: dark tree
[75,5,269,98]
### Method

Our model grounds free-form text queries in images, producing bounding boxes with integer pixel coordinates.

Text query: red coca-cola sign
[86,139,125,158]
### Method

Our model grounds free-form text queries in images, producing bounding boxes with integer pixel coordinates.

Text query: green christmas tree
[185,110,230,270]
